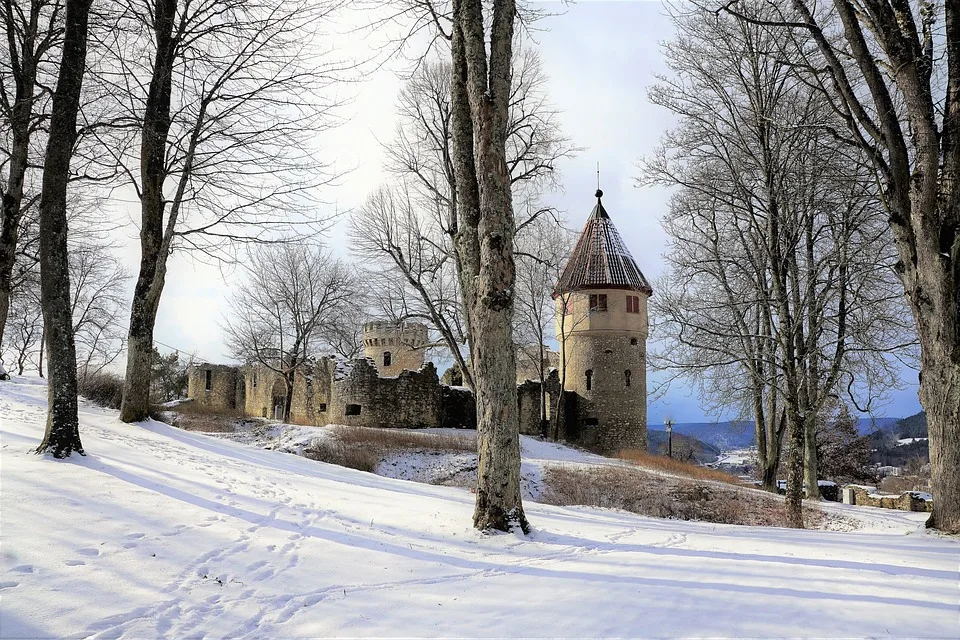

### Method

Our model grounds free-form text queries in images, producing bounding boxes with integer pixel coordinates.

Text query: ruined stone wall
[243,364,284,419]
[362,320,429,377]
[517,380,544,436]
[328,359,442,428]
[187,364,242,412]
[555,288,649,454]
[848,486,933,512]
[288,358,334,425]
[441,385,476,429]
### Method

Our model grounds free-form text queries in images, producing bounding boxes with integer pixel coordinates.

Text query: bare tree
[714,0,960,534]
[97,0,343,423]
[514,213,572,435]
[351,45,573,392]
[448,0,528,533]
[223,244,355,422]
[350,185,473,386]
[70,242,127,382]
[0,0,62,352]
[645,2,912,526]
[35,0,93,457]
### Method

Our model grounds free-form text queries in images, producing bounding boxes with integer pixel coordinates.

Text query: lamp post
[665,419,674,459]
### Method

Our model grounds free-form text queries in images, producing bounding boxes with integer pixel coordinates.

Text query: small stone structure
[187,364,244,412]
[362,320,428,377]
[845,485,933,512]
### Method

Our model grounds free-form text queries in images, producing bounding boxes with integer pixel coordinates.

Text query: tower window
[383,351,392,367]
[319,403,327,412]
[205,369,212,391]
[630,337,638,346]
[585,369,593,391]
[627,295,641,313]
[252,371,258,388]
[625,370,632,387]
[345,404,361,416]
[589,294,607,312]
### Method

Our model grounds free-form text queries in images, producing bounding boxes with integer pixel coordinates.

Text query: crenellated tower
[362,320,429,376]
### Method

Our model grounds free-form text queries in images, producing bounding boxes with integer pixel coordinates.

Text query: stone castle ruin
[188,190,652,454]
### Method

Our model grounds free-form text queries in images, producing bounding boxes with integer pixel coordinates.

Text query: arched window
[585,369,593,391]
[383,351,392,367]
[625,370,632,387]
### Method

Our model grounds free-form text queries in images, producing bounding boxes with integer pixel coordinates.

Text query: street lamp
[665,418,674,459]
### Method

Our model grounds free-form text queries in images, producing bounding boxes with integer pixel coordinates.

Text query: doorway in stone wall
[271,378,286,421]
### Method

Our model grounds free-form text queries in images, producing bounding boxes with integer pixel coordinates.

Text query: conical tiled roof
[554,190,652,296]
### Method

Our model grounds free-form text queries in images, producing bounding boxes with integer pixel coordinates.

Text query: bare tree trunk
[451,0,527,533]
[35,0,91,458]
[38,324,45,377]
[119,0,177,423]
[784,409,805,528]
[0,0,43,351]
[803,415,820,500]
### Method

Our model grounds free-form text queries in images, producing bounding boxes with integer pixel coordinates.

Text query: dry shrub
[161,401,251,433]
[78,372,125,409]
[617,449,743,486]
[543,465,824,528]
[333,425,476,452]
[302,426,476,474]
[303,439,380,472]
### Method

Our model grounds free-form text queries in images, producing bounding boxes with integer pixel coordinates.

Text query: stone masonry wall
[555,289,649,455]
[328,359,442,429]
[187,364,241,412]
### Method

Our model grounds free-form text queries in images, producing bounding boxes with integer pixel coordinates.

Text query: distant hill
[667,416,901,450]
[893,411,926,438]
[668,421,755,450]
[647,429,721,464]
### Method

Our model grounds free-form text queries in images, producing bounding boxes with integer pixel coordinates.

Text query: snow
[2,376,958,638]
[897,437,928,446]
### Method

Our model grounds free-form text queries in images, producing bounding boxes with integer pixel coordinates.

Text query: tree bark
[119,0,178,423]
[35,0,91,458]
[451,0,528,533]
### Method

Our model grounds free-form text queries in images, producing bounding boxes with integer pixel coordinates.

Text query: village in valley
[1,1,958,638]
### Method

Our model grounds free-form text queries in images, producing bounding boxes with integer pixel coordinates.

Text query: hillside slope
[1,378,957,638]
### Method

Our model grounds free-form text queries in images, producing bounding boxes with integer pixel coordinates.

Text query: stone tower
[554,189,652,454]
[362,320,429,376]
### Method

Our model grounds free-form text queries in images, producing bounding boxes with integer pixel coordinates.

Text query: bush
[543,464,827,528]
[78,372,124,409]
[302,426,476,474]
[617,449,743,486]
[303,439,380,473]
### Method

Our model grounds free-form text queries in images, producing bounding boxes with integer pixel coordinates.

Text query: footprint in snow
[64,559,86,567]
[11,565,34,573]
[76,548,100,557]
[0,581,19,590]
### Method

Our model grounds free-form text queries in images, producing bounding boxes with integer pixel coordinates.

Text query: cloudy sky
[115,0,921,423]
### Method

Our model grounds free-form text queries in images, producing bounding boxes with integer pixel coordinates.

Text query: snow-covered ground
[2,377,958,638]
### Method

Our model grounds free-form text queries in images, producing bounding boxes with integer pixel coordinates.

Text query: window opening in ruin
[383,351,392,367]
[585,369,593,391]
[584,417,599,426]
[626,295,640,313]
[345,404,362,416]
[205,369,212,391]
[589,294,607,312]
[630,337,638,346]
[319,403,327,412]
[252,372,258,388]
[625,369,632,387]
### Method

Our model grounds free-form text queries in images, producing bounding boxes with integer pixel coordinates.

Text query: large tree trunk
[451,0,527,533]
[119,0,178,423]
[35,0,92,458]
[784,409,805,528]
[803,415,820,501]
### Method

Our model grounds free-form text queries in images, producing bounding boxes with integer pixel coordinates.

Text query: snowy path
[1,377,957,638]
